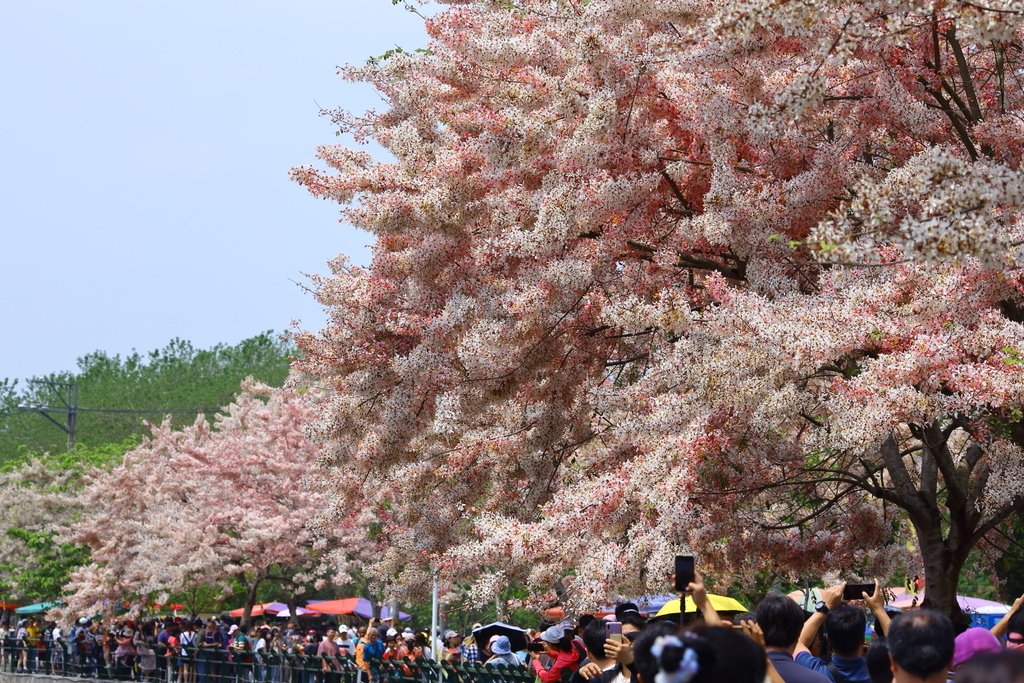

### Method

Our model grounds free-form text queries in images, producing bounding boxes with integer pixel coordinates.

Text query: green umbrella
[15,601,61,614]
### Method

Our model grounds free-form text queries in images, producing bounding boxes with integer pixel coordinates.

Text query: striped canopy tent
[228,603,279,618]
[379,605,412,622]
[306,598,374,619]
[273,606,322,618]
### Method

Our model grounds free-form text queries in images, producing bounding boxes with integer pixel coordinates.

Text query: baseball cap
[614,602,641,619]
[444,630,458,639]
[540,626,564,644]
[953,627,1001,668]
[228,625,239,634]
[387,628,398,637]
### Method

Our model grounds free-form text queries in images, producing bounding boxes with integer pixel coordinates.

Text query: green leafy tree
[0,332,293,462]
[2,530,90,602]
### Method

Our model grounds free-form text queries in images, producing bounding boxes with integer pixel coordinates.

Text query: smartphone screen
[843,582,875,601]
[674,555,695,591]
[606,621,622,643]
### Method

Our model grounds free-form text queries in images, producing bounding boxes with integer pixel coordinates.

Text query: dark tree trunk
[917,523,969,626]
[288,593,299,625]
[240,576,262,630]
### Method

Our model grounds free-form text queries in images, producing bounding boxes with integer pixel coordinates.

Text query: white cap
[386,628,398,637]
[228,625,239,634]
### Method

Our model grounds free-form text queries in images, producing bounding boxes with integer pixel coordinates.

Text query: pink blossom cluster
[292,0,1024,610]
[58,380,375,618]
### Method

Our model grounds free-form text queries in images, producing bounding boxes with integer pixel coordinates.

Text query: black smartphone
[526,642,545,653]
[674,554,695,591]
[843,582,875,600]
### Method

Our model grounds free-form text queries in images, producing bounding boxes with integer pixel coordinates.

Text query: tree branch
[945,28,983,121]
[915,76,979,160]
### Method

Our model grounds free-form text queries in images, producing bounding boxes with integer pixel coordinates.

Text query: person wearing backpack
[229,624,254,683]
[178,621,198,683]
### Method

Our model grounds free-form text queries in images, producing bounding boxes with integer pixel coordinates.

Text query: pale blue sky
[0,1,430,380]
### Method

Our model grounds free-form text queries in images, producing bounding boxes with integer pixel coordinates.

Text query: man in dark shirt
[755,594,830,683]
[570,619,622,683]
[887,611,954,683]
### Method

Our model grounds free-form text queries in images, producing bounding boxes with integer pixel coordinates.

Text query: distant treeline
[0,331,293,463]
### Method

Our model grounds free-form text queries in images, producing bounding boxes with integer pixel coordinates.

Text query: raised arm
[992,595,1024,639]
[687,573,722,627]
[863,579,890,638]
[796,583,844,656]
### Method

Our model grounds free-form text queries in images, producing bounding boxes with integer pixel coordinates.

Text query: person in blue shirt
[794,581,892,683]
[755,594,831,683]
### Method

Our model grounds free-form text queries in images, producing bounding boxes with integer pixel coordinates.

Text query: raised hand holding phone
[673,555,695,592]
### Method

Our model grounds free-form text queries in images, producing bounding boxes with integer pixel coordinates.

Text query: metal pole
[387,598,399,633]
[429,573,439,662]
[68,382,78,449]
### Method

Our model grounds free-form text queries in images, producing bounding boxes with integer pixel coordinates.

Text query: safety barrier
[0,643,534,683]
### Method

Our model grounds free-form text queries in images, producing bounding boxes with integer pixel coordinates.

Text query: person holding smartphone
[793,579,891,682]
[530,626,584,683]
[569,620,630,683]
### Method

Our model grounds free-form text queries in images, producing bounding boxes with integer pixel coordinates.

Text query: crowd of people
[3,577,1024,683]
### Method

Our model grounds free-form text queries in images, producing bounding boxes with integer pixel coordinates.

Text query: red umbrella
[151,603,185,612]
[0,602,19,611]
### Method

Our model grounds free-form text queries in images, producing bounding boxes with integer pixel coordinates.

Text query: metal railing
[0,643,535,683]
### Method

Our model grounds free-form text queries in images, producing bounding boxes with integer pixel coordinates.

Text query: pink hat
[953,627,1002,668]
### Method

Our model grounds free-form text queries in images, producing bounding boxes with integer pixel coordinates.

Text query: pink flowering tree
[63,380,373,625]
[293,0,1024,617]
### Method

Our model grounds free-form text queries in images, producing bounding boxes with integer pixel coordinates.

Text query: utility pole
[17,379,78,449]
[430,572,439,661]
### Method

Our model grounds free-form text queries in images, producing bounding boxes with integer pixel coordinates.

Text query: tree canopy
[292,0,1024,617]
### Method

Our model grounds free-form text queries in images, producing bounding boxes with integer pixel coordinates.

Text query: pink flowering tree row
[61,380,374,625]
[291,0,1024,617]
